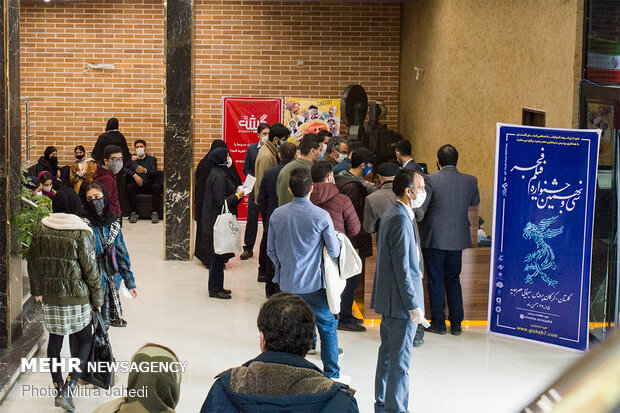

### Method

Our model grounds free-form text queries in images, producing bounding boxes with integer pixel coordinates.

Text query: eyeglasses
[110,157,123,162]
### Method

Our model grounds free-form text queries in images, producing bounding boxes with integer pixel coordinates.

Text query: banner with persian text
[488,124,601,351]
[222,97,283,221]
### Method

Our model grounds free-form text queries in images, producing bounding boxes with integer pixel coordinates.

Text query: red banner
[222,97,283,221]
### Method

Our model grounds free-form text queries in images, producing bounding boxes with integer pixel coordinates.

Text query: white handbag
[213,200,243,255]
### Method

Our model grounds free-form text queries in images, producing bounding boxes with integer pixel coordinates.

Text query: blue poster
[488,124,601,351]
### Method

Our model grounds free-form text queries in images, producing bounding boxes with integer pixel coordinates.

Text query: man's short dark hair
[392,169,416,197]
[268,123,291,142]
[395,140,412,157]
[311,160,333,183]
[326,137,346,154]
[103,145,122,160]
[279,141,297,163]
[257,293,315,357]
[289,167,312,197]
[317,130,333,142]
[257,123,270,134]
[351,147,374,168]
[298,134,320,156]
[437,144,458,167]
[347,139,363,155]
[134,139,146,147]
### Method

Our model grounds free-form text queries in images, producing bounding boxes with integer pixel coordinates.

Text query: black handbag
[80,311,116,389]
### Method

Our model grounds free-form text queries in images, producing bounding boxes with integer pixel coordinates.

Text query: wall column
[164,0,194,260]
[0,0,22,349]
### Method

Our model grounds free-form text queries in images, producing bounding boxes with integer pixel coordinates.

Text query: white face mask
[226,158,233,168]
[42,185,52,193]
[136,147,145,156]
[409,189,427,209]
[260,135,268,144]
[337,153,347,162]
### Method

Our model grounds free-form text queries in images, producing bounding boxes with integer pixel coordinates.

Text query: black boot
[56,375,76,411]
[53,381,64,408]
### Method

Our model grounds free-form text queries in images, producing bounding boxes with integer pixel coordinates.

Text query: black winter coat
[202,166,243,260]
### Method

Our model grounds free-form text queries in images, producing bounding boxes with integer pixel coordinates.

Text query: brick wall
[20,0,400,167]
[20,0,165,165]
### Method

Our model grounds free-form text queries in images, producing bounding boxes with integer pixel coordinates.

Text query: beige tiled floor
[0,221,580,412]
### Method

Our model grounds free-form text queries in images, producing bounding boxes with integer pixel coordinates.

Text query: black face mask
[76,154,85,160]
[89,198,106,214]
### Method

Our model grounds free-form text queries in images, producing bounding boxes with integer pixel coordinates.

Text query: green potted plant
[12,171,53,259]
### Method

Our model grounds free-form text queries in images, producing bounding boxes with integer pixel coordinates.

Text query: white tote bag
[213,200,243,255]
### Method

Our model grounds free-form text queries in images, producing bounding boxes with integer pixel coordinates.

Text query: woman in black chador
[202,147,244,299]
[194,140,241,266]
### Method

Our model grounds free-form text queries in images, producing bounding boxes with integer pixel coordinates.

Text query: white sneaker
[333,374,352,385]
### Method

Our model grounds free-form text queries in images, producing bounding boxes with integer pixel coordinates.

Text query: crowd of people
[26,117,479,412]
[192,122,480,412]
[28,118,162,224]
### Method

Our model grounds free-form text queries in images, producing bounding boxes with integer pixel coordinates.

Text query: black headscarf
[195,139,238,214]
[209,147,229,165]
[209,147,241,186]
[80,182,118,227]
[44,146,57,160]
[52,187,82,215]
[39,146,59,176]
[106,117,119,131]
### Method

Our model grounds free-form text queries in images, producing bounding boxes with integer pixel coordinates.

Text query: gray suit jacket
[363,183,397,234]
[403,158,423,174]
[420,166,480,251]
[371,202,424,319]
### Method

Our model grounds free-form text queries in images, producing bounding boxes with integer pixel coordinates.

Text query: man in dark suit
[420,144,480,336]
[371,169,426,413]
[240,123,270,260]
[395,140,424,174]
[256,142,296,298]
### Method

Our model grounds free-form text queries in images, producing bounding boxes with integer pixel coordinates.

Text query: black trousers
[208,255,227,292]
[260,213,279,296]
[423,248,464,329]
[126,180,161,214]
[258,226,267,277]
[49,323,92,385]
[243,191,259,251]
[101,283,111,331]
[339,257,365,321]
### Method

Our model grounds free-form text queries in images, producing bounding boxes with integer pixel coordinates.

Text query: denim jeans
[298,289,340,379]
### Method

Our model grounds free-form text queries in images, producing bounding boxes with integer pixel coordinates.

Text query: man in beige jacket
[254,123,290,201]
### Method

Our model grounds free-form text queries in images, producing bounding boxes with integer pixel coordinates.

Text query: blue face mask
[363,164,373,177]
[318,144,327,161]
